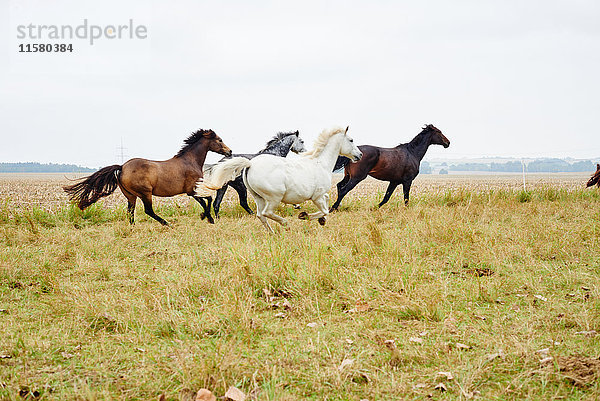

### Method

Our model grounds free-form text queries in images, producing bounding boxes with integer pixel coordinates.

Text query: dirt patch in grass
[557,355,600,387]
[465,267,495,277]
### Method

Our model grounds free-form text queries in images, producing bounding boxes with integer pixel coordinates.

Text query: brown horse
[330,124,450,210]
[64,129,232,225]
[587,164,600,188]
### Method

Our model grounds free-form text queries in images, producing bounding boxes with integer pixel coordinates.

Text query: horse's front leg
[212,185,228,218]
[192,196,215,224]
[230,180,254,215]
[402,180,413,206]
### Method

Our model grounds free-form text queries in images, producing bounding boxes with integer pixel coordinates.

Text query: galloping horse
[63,129,232,225]
[203,131,306,219]
[330,124,450,210]
[587,164,600,188]
[196,127,362,232]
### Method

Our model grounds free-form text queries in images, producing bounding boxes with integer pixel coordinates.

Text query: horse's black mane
[396,124,436,148]
[175,129,216,158]
[261,131,298,152]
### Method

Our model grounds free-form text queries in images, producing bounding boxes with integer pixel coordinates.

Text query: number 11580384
[19,43,73,53]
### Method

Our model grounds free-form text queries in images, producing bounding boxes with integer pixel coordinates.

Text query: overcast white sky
[1,0,599,167]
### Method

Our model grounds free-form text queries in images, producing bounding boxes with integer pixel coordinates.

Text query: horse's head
[587,164,600,188]
[290,131,307,154]
[339,126,362,162]
[425,124,450,148]
[207,131,233,157]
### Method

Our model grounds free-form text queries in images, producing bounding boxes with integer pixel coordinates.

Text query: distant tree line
[449,161,522,172]
[526,159,594,173]
[0,162,95,173]
[446,159,596,173]
[421,161,432,174]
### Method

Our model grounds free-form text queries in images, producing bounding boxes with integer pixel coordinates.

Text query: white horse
[196,126,363,232]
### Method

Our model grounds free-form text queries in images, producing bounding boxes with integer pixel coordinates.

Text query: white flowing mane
[302,127,346,159]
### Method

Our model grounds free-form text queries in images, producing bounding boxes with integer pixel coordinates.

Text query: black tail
[63,165,122,210]
[333,156,350,172]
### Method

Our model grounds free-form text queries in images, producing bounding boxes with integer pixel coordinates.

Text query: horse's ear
[344,126,349,135]
[597,163,599,170]
[295,131,299,136]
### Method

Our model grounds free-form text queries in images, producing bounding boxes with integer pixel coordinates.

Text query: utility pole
[117,137,127,164]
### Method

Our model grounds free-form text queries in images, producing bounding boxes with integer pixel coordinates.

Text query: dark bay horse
[587,164,600,188]
[330,124,450,210]
[63,129,232,225]
[206,131,306,218]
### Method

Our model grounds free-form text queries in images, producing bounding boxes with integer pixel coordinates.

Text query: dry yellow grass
[0,172,599,400]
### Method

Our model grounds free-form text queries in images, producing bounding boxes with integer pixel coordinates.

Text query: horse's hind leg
[330,174,350,211]
[378,181,400,208]
[252,194,274,233]
[119,185,137,225]
[337,174,350,191]
[127,199,136,224]
[140,195,169,226]
[261,201,288,228]
[330,173,367,211]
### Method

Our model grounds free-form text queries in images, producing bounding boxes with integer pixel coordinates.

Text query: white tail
[195,157,252,197]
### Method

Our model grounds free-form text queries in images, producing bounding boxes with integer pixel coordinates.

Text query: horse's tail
[63,165,121,210]
[202,163,215,177]
[333,156,350,172]
[195,157,251,197]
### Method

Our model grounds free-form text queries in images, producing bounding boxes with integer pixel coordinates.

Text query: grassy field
[1,173,599,400]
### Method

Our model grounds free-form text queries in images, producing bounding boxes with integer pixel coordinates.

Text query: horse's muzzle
[351,152,363,162]
[443,141,450,148]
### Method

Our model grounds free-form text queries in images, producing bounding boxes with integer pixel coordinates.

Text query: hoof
[298,211,309,220]
[200,213,206,220]
[329,207,337,213]
[207,217,215,224]
[293,204,301,209]
[318,217,326,226]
